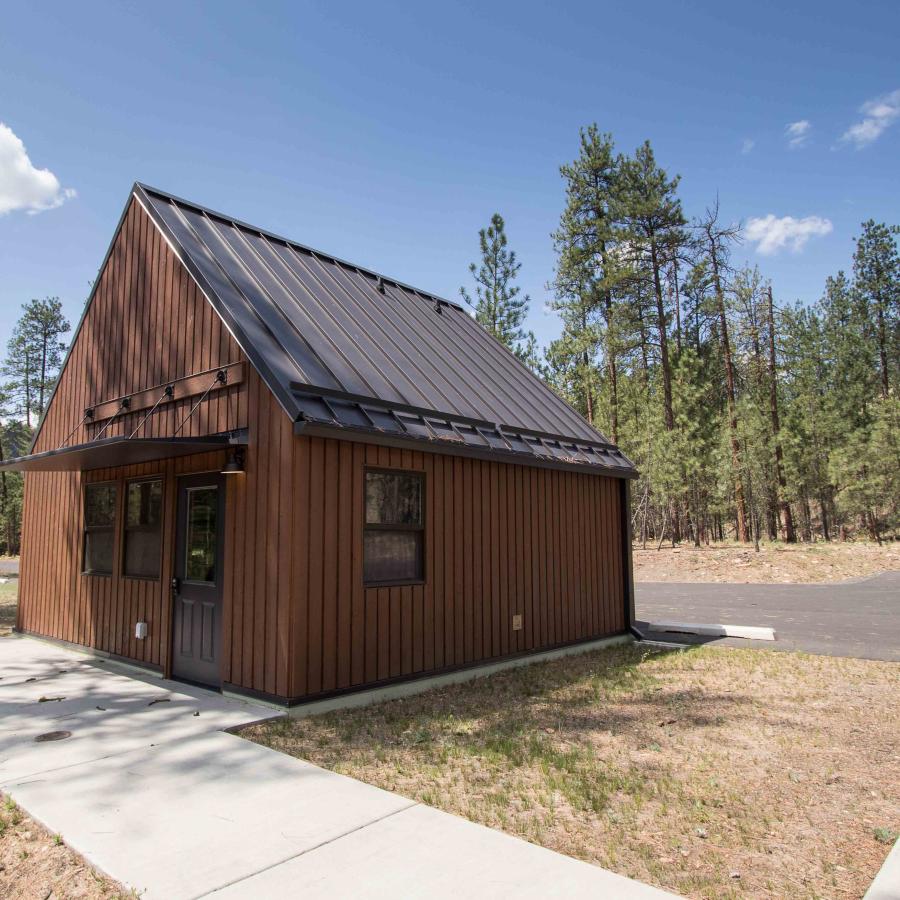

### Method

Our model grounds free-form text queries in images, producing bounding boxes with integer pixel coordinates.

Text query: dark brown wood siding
[18,196,629,704]
[278,437,626,702]
[30,198,246,453]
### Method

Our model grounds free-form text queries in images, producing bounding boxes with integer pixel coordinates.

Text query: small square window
[364,470,424,585]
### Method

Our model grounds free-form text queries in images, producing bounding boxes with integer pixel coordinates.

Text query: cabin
[4,184,637,705]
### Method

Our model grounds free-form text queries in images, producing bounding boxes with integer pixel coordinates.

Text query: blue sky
[1,1,898,353]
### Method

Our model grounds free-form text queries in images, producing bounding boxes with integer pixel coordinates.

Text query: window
[184,486,218,583]
[83,482,117,575]
[364,470,424,585]
[124,479,163,578]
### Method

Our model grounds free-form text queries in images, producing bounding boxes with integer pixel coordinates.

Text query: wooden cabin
[5,184,637,705]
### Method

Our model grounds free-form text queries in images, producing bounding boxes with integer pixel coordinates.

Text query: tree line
[0,140,896,556]
[0,298,70,555]
[461,127,899,545]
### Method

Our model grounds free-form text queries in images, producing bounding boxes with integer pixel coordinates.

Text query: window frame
[363,466,426,587]
[82,480,118,577]
[122,476,164,581]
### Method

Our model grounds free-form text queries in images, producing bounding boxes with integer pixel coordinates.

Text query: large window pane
[126,480,162,528]
[85,483,116,528]
[365,472,423,526]
[364,530,423,583]
[84,531,115,575]
[83,483,117,575]
[124,479,163,578]
[185,487,218,583]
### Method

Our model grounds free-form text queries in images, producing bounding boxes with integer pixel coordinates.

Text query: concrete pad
[0,639,279,783]
[5,730,414,899]
[208,802,675,899]
[646,621,776,641]
[865,837,900,900]
[2,635,672,900]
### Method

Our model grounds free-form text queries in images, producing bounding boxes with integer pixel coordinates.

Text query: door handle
[171,576,181,594]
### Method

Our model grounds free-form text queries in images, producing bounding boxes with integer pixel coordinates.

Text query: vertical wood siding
[18,196,629,704]
[279,437,626,703]
[31,198,245,453]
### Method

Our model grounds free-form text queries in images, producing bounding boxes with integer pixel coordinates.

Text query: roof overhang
[292,389,637,478]
[0,433,247,473]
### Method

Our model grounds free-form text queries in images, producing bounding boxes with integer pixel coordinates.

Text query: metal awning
[0,433,247,473]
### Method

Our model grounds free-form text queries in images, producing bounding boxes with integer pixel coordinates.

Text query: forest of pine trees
[462,127,899,546]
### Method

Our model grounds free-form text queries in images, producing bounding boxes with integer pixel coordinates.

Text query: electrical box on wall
[135,621,148,640]
[512,614,523,632]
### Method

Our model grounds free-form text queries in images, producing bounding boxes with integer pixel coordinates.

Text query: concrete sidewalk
[1,636,673,898]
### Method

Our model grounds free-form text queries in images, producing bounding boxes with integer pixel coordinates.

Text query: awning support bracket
[58,408,95,451]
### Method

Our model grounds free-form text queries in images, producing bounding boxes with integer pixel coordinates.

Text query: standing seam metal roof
[135,183,635,477]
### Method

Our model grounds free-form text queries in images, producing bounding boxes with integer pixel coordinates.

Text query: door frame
[170,469,227,689]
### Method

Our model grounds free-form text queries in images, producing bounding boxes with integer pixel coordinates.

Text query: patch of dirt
[0,794,128,899]
[244,645,900,899]
[633,541,900,584]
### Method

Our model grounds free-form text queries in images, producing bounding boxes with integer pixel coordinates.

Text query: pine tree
[619,141,686,434]
[1,297,70,427]
[852,220,899,399]
[460,214,531,357]
[551,126,627,436]
[698,203,749,542]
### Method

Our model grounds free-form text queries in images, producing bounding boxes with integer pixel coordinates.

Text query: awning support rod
[93,398,130,441]
[58,409,95,450]
[173,370,226,436]
[128,385,174,439]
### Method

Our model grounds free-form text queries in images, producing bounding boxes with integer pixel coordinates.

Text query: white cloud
[785,120,811,149]
[741,137,755,155]
[839,88,900,148]
[745,214,833,255]
[0,122,76,216]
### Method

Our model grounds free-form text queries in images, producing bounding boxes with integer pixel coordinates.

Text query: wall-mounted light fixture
[221,446,245,475]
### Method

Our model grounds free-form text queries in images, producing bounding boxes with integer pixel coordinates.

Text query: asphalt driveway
[636,572,900,661]
[1,636,670,899]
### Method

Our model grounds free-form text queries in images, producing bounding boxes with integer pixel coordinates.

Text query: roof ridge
[134,182,466,312]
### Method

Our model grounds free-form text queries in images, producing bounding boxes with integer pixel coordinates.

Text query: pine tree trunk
[673,259,682,356]
[819,495,831,542]
[766,287,795,542]
[583,349,594,425]
[876,297,889,398]
[604,289,618,444]
[650,240,674,432]
[24,349,32,429]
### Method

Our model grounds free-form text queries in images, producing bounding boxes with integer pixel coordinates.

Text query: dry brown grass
[244,645,899,899]
[0,794,129,899]
[0,579,17,637]
[633,541,900,584]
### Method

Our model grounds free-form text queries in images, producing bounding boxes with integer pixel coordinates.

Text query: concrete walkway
[1,636,673,899]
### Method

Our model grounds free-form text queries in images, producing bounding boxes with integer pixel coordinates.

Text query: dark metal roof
[135,184,636,477]
[0,433,247,473]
